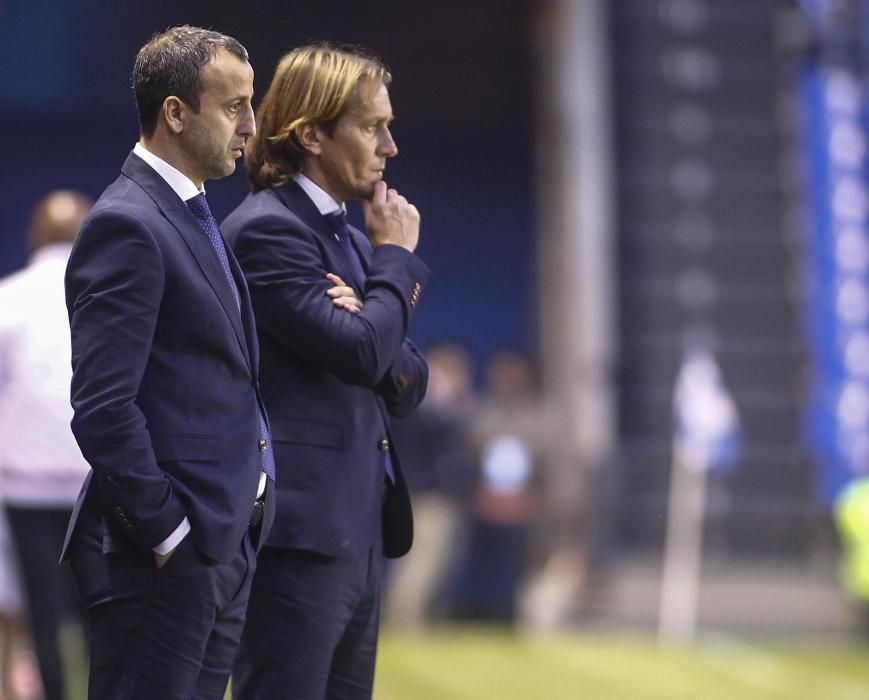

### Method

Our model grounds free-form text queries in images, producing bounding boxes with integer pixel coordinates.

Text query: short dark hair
[133,25,248,138]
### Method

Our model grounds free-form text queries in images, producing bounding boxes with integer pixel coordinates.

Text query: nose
[240,104,256,138]
[379,126,397,158]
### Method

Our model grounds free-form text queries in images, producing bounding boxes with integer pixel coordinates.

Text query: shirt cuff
[153,517,191,555]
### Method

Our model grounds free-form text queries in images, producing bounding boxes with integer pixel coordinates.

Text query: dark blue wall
[0,1,536,374]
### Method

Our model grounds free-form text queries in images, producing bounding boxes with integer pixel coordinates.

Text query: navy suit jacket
[222,181,430,559]
[62,152,274,565]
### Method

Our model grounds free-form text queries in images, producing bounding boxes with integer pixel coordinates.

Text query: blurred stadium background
[3,0,869,697]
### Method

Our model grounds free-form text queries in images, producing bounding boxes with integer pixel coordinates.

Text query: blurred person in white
[385,343,476,628]
[0,190,92,700]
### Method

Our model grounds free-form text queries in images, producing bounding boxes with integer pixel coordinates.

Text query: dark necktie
[187,193,275,482]
[324,210,366,290]
[187,193,240,309]
[324,209,395,484]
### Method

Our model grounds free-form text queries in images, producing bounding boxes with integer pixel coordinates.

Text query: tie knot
[187,193,213,223]
[324,209,349,239]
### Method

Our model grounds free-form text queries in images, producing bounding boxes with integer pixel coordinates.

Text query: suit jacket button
[258,438,267,451]
[378,438,390,451]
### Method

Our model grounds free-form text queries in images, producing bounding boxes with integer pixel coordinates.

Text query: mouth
[231,146,245,158]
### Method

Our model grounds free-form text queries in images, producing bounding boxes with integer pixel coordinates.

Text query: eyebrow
[224,93,252,105]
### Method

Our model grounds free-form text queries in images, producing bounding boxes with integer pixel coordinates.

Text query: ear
[297,123,323,155]
[162,96,186,135]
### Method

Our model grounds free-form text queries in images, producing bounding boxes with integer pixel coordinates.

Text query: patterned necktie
[187,193,275,482]
[323,209,395,484]
[187,193,240,309]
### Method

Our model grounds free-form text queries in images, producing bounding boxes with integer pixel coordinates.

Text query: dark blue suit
[223,180,429,699]
[63,152,274,699]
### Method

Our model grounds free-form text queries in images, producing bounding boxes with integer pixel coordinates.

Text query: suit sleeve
[233,212,431,388]
[66,211,186,551]
[376,339,429,417]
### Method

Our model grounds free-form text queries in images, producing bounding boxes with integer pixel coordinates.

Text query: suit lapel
[347,225,371,277]
[121,153,253,371]
[228,249,259,371]
[275,181,365,294]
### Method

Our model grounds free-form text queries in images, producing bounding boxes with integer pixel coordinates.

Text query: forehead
[345,80,393,122]
[201,48,254,99]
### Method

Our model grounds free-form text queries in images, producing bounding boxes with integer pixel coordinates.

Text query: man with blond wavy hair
[223,44,430,699]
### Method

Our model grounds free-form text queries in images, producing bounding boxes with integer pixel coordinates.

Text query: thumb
[372,180,387,206]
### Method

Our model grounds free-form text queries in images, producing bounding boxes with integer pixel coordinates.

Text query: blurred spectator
[385,342,476,628]
[0,190,92,700]
[450,349,546,623]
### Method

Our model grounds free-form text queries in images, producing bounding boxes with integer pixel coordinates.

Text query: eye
[228,102,241,114]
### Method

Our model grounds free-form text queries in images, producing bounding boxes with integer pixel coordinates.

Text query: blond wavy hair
[246,44,391,191]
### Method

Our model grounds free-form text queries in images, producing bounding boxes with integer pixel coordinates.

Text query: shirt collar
[294,173,345,216]
[133,142,203,202]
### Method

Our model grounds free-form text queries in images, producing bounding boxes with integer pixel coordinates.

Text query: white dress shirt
[295,172,345,217]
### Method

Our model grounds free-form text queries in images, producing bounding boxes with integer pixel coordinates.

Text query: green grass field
[65,624,868,699]
[373,628,869,700]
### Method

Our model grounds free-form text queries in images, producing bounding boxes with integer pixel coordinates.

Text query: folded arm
[233,214,430,388]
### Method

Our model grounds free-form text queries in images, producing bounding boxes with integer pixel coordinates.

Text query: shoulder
[0,269,28,323]
[0,266,28,295]
[78,204,159,253]
[223,188,310,242]
[85,173,147,220]
[70,194,165,279]
[81,172,176,245]
[0,254,66,296]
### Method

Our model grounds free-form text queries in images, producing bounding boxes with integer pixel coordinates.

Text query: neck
[139,136,204,190]
[300,163,344,205]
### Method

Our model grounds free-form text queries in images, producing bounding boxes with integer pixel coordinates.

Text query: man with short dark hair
[224,44,429,699]
[63,25,274,699]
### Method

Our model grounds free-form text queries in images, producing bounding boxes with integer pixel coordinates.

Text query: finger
[332,297,362,309]
[326,272,347,287]
[326,285,356,298]
[373,180,387,206]
[332,297,363,313]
